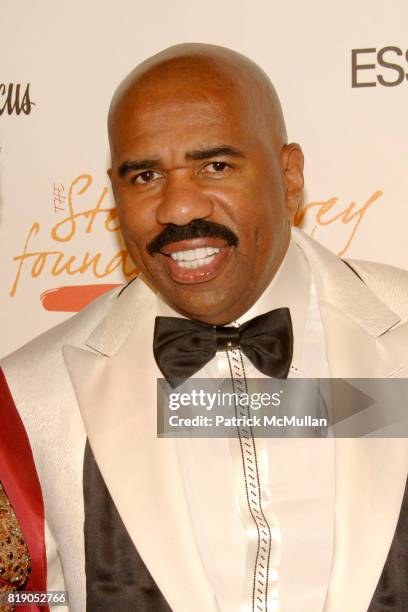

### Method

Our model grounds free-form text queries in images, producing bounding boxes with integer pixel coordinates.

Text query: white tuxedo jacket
[2,228,408,612]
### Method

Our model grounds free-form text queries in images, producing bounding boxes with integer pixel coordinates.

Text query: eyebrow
[185,145,246,161]
[117,145,246,178]
[118,159,159,178]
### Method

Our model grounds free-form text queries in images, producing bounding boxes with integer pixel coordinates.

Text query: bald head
[108,43,287,156]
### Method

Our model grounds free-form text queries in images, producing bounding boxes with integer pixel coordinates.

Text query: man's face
[109,79,293,325]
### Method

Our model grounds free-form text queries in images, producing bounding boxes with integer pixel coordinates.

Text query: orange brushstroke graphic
[41,284,120,312]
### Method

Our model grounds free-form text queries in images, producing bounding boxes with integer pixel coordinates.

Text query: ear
[107,167,117,200]
[280,143,304,221]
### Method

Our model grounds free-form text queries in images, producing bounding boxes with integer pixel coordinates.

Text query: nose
[155,171,214,226]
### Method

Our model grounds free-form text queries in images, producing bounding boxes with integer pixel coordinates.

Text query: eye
[132,170,162,185]
[201,161,232,175]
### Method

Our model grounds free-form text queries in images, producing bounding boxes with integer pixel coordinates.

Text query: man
[1,43,408,611]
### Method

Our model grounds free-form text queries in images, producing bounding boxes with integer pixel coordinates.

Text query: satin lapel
[323,437,408,612]
[63,279,218,612]
[292,230,408,612]
[292,228,401,339]
[322,319,408,612]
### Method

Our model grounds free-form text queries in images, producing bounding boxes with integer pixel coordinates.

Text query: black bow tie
[153,308,293,387]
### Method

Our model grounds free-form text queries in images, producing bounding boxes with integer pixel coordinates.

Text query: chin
[176,302,224,322]
[178,297,238,325]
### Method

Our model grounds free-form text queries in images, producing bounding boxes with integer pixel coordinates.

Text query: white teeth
[183,250,197,262]
[193,247,207,260]
[176,254,216,269]
[170,247,221,262]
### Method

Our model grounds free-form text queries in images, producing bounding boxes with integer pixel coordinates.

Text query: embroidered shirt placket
[225,328,278,612]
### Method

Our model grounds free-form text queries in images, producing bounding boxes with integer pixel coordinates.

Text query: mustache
[147,219,239,255]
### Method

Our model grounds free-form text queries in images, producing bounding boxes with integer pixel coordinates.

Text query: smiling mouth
[159,238,232,284]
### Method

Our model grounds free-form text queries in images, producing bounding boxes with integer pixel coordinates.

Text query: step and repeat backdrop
[1,0,407,357]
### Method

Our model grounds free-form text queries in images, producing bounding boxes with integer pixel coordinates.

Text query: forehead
[110,79,260,159]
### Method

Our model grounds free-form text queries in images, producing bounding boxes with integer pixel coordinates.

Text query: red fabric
[0,368,48,612]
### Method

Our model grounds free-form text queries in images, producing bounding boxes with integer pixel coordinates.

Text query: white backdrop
[1,0,407,357]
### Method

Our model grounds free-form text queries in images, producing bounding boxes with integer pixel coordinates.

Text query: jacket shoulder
[1,286,121,370]
[347,259,408,322]
[0,286,123,440]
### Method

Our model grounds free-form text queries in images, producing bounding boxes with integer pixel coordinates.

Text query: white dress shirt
[157,239,335,612]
